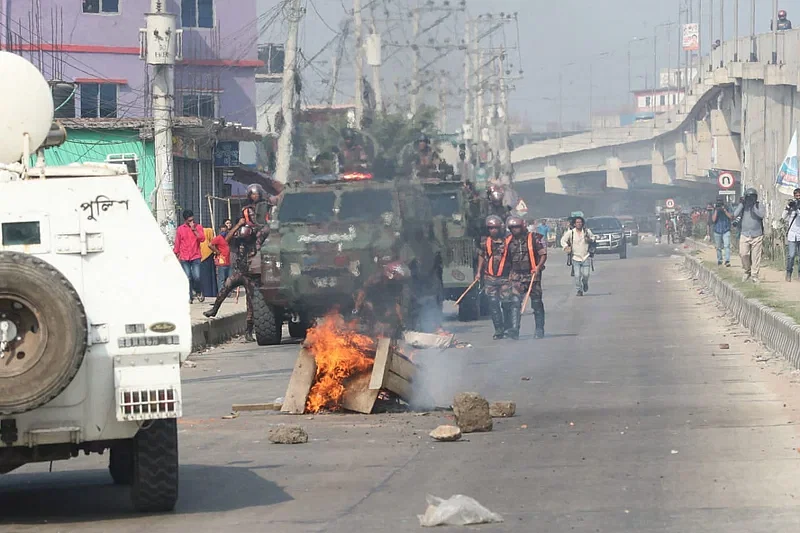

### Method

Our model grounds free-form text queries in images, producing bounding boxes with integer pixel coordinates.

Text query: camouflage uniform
[478,236,512,336]
[506,231,547,338]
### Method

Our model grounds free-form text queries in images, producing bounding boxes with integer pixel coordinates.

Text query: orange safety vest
[511,233,538,273]
[485,235,512,276]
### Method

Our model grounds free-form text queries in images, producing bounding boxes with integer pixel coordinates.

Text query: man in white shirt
[783,188,800,281]
[561,216,596,296]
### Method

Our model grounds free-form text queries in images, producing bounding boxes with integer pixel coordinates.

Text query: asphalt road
[3,240,800,532]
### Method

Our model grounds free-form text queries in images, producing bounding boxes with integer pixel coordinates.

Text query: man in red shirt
[173,209,206,303]
[209,223,232,293]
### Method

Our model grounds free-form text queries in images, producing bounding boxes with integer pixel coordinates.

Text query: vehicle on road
[585,216,627,259]
[0,52,189,512]
[423,178,487,322]
[617,216,640,246]
[257,172,444,344]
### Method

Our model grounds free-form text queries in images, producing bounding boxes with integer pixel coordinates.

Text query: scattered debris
[418,494,503,527]
[489,401,516,418]
[670,449,679,455]
[452,392,493,433]
[519,424,528,429]
[404,331,456,349]
[182,360,197,368]
[719,343,730,350]
[269,425,309,444]
[221,412,239,420]
[521,376,531,381]
[429,425,462,442]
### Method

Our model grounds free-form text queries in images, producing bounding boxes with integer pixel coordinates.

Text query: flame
[305,314,376,413]
[340,171,373,181]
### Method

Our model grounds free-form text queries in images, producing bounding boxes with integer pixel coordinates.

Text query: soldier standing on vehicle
[561,216,596,296]
[203,184,276,341]
[414,133,441,179]
[772,9,792,30]
[506,216,547,339]
[339,128,369,173]
[476,215,512,340]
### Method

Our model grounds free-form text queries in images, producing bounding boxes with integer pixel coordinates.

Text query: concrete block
[765,64,793,86]
[544,165,568,195]
[651,149,673,185]
[191,311,247,352]
[714,135,741,171]
[741,62,766,80]
[710,109,732,136]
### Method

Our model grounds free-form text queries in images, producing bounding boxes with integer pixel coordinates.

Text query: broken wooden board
[403,331,455,349]
[232,403,283,412]
[281,348,317,414]
[341,371,380,414]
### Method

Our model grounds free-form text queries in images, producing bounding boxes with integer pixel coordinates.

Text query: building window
[106,153,139,185]
[182,0,214,28]
[82,0,119,13]
[645,96,651,107]
[257,44,285,75]
[659,94,666,106]
[80,83,118,118]
[182,93,216,118]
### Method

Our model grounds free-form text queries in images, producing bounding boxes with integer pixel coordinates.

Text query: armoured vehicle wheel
[109,442,134,485]
[252,290,282,346]
[131,419,179,513]
[457,289,480,322]
[0,252,87,415]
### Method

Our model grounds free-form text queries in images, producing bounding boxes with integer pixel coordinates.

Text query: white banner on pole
[776,130,799,196]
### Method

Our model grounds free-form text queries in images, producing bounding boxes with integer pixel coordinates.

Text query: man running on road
[561,216,596,296]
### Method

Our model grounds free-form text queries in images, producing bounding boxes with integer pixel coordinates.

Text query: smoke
[411,347,470,409]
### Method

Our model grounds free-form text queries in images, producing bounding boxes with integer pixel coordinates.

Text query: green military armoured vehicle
[253,172,444,345]
[423,178,488,321]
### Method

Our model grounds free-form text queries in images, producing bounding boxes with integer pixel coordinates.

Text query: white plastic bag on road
[418,494,504,527]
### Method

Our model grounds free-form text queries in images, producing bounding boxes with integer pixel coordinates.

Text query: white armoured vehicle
[0,52,190,512]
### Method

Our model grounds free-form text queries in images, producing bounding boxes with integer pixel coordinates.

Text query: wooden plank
[383,371,413,401]
[341,371,380,414]
[388,351,416,383]
[281,348,318,414]
[368,338,392,390]
[231,403,282,412]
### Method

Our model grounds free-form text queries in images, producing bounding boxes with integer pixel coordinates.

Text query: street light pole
[772,0,779,64]
[750,0,757,61]
[734,0,739,61]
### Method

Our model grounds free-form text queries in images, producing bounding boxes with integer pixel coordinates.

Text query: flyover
[511,29,800,219]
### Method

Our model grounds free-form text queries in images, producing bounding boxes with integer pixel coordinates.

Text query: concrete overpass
[511,29,800,219]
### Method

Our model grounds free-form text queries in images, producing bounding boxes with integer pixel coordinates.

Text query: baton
[520,271,538,314]
[455,278,479,305]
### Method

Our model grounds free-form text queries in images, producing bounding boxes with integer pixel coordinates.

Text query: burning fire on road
[305,315,376,413]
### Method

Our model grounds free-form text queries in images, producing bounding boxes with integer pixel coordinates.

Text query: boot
[787,271,792,282]
[533,300,545,339]
[502,303,514,334]
[244,324,255,342]
[489,299,505,340]
[506,304,521,340]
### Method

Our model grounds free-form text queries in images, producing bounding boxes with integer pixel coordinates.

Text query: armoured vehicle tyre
[457,289,480,322]
[131,419,179,513]
[252,290,282,346]
[109,442,134,485]
[0,252,87,415]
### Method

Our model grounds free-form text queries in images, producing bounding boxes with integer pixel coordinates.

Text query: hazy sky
[257,0,789,130]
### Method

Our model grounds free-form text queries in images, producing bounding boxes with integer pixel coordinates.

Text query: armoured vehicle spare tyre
[0,252,87,415]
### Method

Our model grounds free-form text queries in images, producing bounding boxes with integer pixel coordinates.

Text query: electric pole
[369,9,383,113]
[498,50,511,182]
[410,4,421,115]
[353,0,364,127]
[275,0,303,183]
[462,18,473,180]
[142,0,182,242]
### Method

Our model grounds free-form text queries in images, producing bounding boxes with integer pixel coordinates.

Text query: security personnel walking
[506,216,548,339]
[476,215,511,339]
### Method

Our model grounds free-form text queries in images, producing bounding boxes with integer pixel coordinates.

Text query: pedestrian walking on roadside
[209,223,233,293]
[173,209,206,304]
[560,216,596,296]
[734,188,766,283]
[782,188,800,281]
[506,216,547,340]
[476,215,511,340]
[711,197,734,267]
